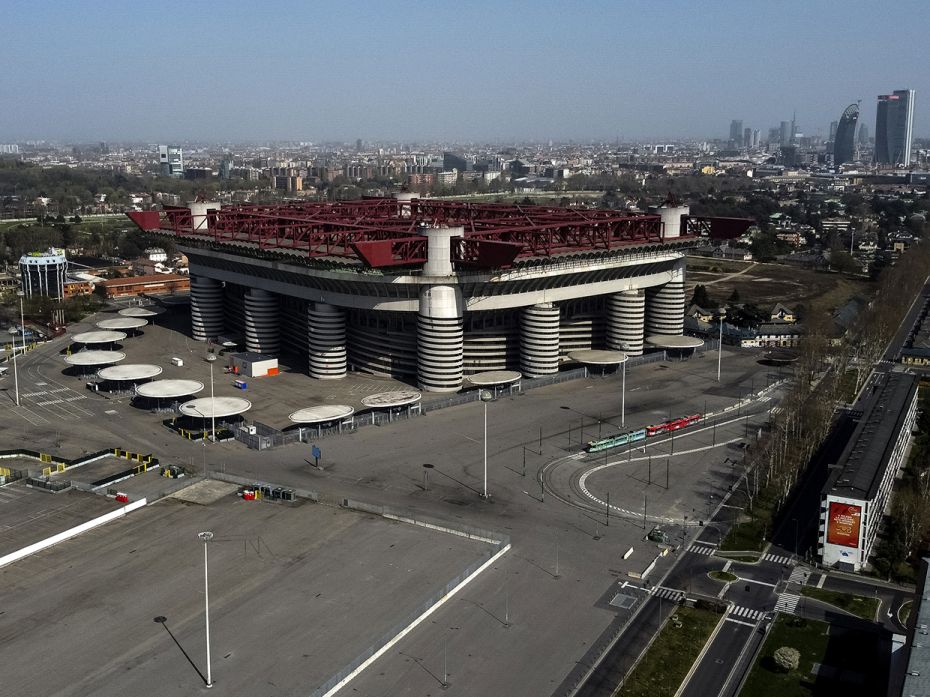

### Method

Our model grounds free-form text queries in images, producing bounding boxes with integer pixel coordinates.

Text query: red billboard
[827,502,861,548]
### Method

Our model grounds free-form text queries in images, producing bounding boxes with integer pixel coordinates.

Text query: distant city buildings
[874,89,915,166]
[729,119,743,144]
[158,145,184,177]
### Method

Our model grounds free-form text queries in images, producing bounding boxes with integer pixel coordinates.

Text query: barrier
[0,498,147,569]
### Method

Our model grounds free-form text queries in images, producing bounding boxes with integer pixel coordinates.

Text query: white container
[171,357,183,367]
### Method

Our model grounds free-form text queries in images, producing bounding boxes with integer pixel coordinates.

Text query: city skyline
[1,1,929,143]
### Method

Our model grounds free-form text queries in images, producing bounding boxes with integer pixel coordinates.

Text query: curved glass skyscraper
[833,103,859,167]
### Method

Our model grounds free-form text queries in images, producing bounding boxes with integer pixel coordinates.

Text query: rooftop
[824,372,918,501]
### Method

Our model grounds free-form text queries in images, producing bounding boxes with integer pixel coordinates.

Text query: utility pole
[606,491,610,527]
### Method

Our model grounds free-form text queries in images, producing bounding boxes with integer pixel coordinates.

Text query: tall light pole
[621,357,627,428]
[480,390,493,498]
[12,291,24,407]
[198,531,214,688]
[206,354,217,442]
[717,309,724,382]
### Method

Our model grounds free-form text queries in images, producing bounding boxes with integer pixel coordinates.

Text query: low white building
[819,373,918,572]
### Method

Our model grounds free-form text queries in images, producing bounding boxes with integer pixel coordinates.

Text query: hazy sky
[2,0,928,143]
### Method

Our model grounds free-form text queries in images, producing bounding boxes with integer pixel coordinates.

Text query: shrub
[773,646,800,672]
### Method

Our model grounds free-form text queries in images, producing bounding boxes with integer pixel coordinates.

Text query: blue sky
[1,0,928,142]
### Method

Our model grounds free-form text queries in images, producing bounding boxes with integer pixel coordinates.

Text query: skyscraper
[829,121,839,141]
[780,121,792,146]
[874,89,915,166]
[729,120,743,144]
[833,103,859,167]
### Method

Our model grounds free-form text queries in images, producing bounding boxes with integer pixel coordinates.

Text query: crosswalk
[649,586,685,602]
[775,593,800,615]
[687,542,716,556]
[761,552,792,565]
[787,566,808,586]
[729,605,766,622]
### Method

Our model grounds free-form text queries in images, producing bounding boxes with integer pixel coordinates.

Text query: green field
[741,616,886,697]
[799,586,879,621]
[616,605,722,697]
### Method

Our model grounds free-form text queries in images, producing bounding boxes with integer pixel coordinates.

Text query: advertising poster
[827,502,861,548]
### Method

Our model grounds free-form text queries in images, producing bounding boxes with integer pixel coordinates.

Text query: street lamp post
[717,310,724,382]
[198,531,214,688]
[12,291,25,407]
[621,358,627,428]
[206,354,217,442]
[480,390,493,498]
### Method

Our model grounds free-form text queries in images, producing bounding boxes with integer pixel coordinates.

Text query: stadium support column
[418,226,464,393]
[190,276,224,341]
[520,303,560,377]
[308,303,346,379]
[645,264,686,336]
[607,290,645,356]
[244,288,280,355]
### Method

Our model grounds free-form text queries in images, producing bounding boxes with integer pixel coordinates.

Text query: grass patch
[799,587,878,621]
[900,601,912,627]
[718,553,760,563]
[741,615,886,697]
[709,570,738,583]
[616,605,722,697]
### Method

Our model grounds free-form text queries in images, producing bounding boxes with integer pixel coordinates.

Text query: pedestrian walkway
[687,542,716,556]
[761,552,792,565]
[787,566,808,586]
[729,605,766,622]
[649,586,685,602]
[775,592,800,615]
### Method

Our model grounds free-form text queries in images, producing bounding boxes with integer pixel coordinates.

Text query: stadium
[127,195,746,392]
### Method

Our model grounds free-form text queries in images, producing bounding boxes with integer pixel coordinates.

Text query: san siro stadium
[127,195,746,392]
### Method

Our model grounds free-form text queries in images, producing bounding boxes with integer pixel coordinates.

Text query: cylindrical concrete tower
[394,191,417,218]
[650,203,689,239]
[520,303,560,377]
[189,201,220,232]
[190,276,224,341]
[607,290,645,356]
[308,303,347,379]
[423,226,462,277]
[645,281,686,336]
[417,285,464,392]
[243,288,280,354]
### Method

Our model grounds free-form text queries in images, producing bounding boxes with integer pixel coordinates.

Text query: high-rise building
[743,127,752,148]
[729,120,743,143]
[833,103,860,168]
[158,145,184,177]
[829,121,839,141]
[874,89,915,166]
[780,121,792,146]
[751,129,761,148]
[858,124,869,145]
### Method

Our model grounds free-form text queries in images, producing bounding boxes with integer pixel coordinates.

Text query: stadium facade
[128,196,746,392]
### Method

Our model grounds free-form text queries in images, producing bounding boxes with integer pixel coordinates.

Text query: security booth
[227,352,279,378]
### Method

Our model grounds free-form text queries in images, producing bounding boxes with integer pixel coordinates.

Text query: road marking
[687,543,715,556]
[816,573,826,589]
[775,592,800,615]
[725,617,756,627]
[761,553,792,565]
[737,577,777,588]
[722,560,732,572]
[787,567,808,585]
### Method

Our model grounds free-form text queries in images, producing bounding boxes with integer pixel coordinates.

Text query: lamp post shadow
[153,616,209,687]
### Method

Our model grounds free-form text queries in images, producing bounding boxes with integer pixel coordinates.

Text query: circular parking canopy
[96,317,148,331]
[289,405,355,424]
[361,390,422,409]
[136,379,205,399]
[72,330,127,345]
[179,396,251,419]
[467,370,523,386]
[567,349,628,365]
[97,364,163,381]
[64,350,126,366]
[645,335,705,349]
[118,306,164,318]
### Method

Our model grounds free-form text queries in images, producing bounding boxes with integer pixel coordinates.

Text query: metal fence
[234,350,686,450]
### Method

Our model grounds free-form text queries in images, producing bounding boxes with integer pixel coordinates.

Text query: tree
[830,250,860,274]
[728,288,741,304]
[691,284,713,308]
[773,646,800,672]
